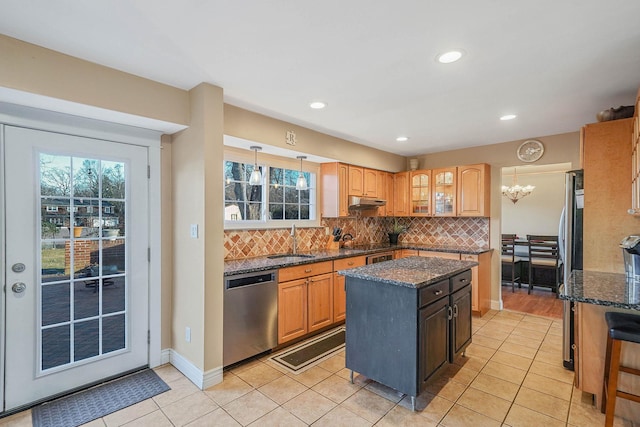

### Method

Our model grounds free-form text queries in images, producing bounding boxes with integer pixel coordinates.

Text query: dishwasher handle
[226,271,277,289]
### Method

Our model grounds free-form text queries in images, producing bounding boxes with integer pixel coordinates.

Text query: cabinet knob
[305,269,312,273]
[347,262,354,266]
[434,289,443,296]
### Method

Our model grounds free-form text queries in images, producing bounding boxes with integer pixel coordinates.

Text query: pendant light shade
[249,146,262,185]
[295,155,308,190]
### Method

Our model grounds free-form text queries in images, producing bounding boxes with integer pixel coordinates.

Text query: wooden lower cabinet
[277,278,308,344]
[461,252,491,316]
[308,273,333,332]
[419,297,449,386]
[333,256,366,322]
[419,251,460,260]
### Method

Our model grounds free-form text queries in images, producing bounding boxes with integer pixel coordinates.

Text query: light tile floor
[1,310,636,426]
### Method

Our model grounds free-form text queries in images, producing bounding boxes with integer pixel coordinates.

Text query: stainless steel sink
[267,254,315,259]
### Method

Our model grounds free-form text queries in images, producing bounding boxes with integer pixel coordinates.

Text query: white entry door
[3,125,149,410]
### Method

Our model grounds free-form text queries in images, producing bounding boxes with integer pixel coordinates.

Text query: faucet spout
[291,224,297,255]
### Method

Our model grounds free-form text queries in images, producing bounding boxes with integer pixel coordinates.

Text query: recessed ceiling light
[500,114,517,121]
[396,136,409,142]
[437,50,464,64]
[309,101,327,109]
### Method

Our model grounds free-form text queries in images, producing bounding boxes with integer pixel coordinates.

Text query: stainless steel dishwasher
[223,270,278,366]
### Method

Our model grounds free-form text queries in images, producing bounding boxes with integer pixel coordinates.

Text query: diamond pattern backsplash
[224,216,489,260]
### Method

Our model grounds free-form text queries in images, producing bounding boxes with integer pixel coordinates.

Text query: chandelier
[502,168,535,204]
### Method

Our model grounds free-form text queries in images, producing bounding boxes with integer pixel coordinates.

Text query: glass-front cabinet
[410,170,431,216]
[433,168,456,216]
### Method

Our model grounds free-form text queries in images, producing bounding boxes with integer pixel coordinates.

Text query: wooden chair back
[501,234,518,261]
[527,235,559,267]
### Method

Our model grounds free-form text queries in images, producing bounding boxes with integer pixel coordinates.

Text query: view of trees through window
[224,160,314,222]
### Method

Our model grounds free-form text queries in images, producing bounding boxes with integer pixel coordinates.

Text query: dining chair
[501,234,522,292]
[526,234,560,296]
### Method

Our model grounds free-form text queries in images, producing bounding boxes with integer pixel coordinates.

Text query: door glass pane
[42,325,70,370]
[41,283,70,326]
[38,152,129,372]
[103,277,125,314]
[41,241,68,283]
[73,158,99,198]
[74,281,99,319]
[74,320,100,362]
[103,314,125,354]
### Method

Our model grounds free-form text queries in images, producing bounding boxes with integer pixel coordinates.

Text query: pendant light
[295,155,308,190]
[249,146,262,185]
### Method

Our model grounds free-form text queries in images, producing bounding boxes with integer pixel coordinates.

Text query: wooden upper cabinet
[432,168,457,216]
[457,164,491,217]
[320,162,349,217]
[393,172,410,216]
[363,168,378,197]
[410,170,431,216]
[348,166,364,195]
[385,172,394,216]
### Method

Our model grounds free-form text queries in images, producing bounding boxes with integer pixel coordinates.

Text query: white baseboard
[167,349,223,390]
[491,299,503,311]
[160,348,171,365]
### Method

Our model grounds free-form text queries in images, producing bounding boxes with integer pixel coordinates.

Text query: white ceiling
[2,1,639,157]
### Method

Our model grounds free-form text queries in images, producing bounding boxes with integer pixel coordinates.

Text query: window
[46,205,58,212]
[224,160,316,225]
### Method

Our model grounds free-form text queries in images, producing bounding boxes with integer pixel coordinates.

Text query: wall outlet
[185,326,191,342]
[190,224,198,239]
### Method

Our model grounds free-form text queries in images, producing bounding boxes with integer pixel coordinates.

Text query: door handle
[453,304,459,318]
[447,306,453,320]
[11,282,26,294]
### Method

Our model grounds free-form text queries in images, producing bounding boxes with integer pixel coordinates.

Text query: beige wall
[0,34,189,126]
[224,104,407,172]
[418,132,581,306]
[501,170,566,238]
[171,84,225,371]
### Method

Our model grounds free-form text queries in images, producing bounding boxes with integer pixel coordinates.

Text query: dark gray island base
[339,256,477,410]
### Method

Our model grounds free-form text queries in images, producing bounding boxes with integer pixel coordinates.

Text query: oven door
[366,252,394,264]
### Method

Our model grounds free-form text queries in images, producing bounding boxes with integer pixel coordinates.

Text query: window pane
[269,168,284,186]
[101,161,125,199]
[300,205,310,220]
[284,170,297,186]
[245,185,262,202]
[285,204,299,219]
[225,203,243,221]
[285,187,299,203]
[42,325,70,370]
[268,204,284,219]
[299,189,310,204]
[103,314,125,353]
[269,186,283,203]
[74,320,100,362]
[42,283,70,326]
[247,203,262,220]
[74,281,99,319]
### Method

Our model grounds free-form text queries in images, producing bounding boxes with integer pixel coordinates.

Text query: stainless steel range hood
[349,195,386,210]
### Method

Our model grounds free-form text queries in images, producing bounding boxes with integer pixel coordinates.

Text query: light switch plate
[190,224,198,238]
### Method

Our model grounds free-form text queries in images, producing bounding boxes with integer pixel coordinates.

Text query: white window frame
[223,149,320,230]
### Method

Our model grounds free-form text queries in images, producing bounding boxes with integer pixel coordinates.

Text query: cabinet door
[364,168,378,197]
[393,172,410,216]
[308,273,334,332]
[450,285,472,360]
[278,278,308,344]
[457,164,490,217]
[433,168,457,216]
[419,297,449,388]
[461,254,479,312]
[348,166,364,195]
[385,172,394,216]
[333,273,346,322]
[338,163,349,217]
[410,170,432,216]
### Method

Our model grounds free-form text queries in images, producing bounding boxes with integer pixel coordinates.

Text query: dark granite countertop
[560,270,640,310]
[338,256,478,289]
[224,243,490,276]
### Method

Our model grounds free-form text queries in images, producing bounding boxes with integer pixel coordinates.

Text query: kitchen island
[561,270,640,420]
[339,256,477,410]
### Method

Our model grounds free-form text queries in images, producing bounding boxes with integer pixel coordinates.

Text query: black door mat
[32,369,170,427]
[270,327,345,374]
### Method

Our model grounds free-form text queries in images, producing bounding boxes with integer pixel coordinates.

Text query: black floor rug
[32,369,170,427]
[270,327,345,374]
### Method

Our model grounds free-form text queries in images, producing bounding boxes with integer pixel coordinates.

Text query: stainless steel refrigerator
[559,169,583,370]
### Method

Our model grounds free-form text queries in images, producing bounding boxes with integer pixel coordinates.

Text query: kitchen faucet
[291,224,297,255]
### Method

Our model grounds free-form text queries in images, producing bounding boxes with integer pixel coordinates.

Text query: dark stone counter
[338,256,477,289]
[560,270,640,310]
[224,243,490,276]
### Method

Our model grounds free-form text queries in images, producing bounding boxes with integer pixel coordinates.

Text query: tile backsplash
[223,216,489,260]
